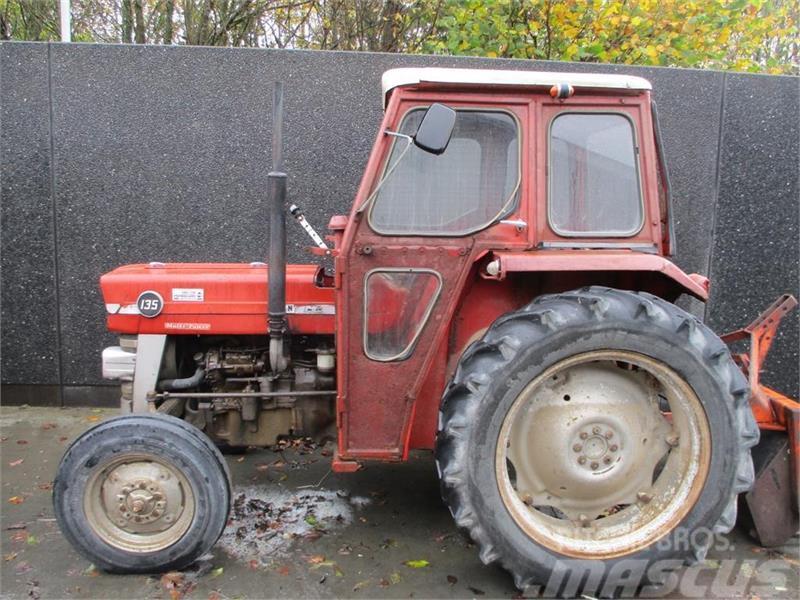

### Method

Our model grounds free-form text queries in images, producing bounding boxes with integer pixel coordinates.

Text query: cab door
[337,98,527,460]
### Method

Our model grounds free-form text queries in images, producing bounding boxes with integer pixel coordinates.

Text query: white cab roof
[382,67,652,105]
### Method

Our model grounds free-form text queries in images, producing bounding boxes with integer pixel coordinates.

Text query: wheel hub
[573,422,620,471]
[85,457,194,550]
[117,480,167,524]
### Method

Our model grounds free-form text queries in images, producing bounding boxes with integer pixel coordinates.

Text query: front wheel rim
[84,454,196,553]
[495,350,711,559]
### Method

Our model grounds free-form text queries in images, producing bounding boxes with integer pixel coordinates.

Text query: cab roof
[382,67,652,106]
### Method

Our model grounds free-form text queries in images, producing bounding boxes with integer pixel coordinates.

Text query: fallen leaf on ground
[3,552,18,561]
[277,565,291,576]
[26,535,38,545]
[248,560,259,570]
[27,580,41,600]
[11,531,27,543]
[58,437,68,442]
[777,553,800,567]
[86,416,100,422]
[8,496,24,505]
[208,592,221,600]
[468,586,486,595]
[9,459,23,467]
[85,565,100,577]
[160,571,184,589]
[209,566,224,578]
[6,523,26,530]
[41,423,57,430]
[389,572,402,585]
[16,440,28,445]
[15,561,32,574]
[309,560,343,577]
[305,515,319,526]
[236,456,245,463]
[307,555,326,564]
[352,579,370,592]
[404,559,430,568]
[447,575,458,585]
[37,483,53,491]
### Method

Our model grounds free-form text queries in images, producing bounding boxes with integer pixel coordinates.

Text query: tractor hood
[100,262,335,335]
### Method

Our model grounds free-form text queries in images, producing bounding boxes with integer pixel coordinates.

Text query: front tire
[54,413,231,573]
[435,287,757,592]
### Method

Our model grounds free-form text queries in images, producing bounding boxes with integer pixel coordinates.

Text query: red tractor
[54,68,798,589]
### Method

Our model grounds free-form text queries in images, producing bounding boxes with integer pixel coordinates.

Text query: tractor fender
[483,250,709,300]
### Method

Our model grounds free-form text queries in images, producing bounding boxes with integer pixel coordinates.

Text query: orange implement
[722,294,799,546]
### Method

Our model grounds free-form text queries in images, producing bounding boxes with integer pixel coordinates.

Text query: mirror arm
[355,132,413,214]
[383,130,413,143]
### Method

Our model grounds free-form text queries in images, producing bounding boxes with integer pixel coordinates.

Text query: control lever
[289,204,329,250]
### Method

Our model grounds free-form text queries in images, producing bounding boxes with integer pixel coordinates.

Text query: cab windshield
[369,108,520,236]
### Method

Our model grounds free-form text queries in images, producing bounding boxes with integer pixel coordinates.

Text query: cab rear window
[549,113,643,237]
[369,108,520,236]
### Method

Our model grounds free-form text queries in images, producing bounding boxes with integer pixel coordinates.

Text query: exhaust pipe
[268,82,288,373]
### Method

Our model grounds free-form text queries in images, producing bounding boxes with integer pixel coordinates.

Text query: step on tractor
[54,68,799,591]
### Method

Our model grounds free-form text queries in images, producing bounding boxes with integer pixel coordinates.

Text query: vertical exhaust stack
[268,82,289,373]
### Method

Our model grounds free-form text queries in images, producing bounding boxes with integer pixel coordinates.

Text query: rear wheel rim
[495,350,711,559]
[84,454,195,553]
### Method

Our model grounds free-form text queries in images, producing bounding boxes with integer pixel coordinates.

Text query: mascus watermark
[518,530,796,599]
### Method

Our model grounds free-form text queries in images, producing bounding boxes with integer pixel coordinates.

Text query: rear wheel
[54,414,231,573]
[436,287,757,592]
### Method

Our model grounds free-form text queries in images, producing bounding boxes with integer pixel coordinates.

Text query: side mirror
[414,103,456,155]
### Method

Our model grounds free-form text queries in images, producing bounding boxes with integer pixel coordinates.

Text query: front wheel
[436,287,757,592]
[54,413,231,573]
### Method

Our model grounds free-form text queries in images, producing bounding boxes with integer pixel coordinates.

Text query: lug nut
[592,426,601,434]
[131,500,145,513]
[603,457,612,464]
[578,456,587,465]
[666,433,680,447]
[590,462,599,470]
[605,431,614,439]
[580,432,588,440]
[637,492,652,504]
[610,444,618,452]
[572,444,582,452]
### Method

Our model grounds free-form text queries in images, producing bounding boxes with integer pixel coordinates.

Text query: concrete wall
[1,42,797,405]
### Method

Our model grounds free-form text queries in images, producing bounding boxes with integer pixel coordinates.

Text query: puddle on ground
[218,486,370,565]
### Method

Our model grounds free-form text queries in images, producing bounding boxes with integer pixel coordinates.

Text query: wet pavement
[1,406,798,599]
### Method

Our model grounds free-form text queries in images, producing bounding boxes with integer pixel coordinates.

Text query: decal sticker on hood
[172,288,205,302]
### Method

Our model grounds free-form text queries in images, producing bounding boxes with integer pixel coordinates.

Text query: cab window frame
[546,110,645,238]
[367,105,523,237]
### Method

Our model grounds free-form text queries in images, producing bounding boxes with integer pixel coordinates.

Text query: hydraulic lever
[289,204,329,251]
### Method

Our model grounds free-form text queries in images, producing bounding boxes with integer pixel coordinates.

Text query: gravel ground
[1,406,798,599]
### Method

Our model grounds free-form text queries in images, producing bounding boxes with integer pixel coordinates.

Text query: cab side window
[549,113,643,237]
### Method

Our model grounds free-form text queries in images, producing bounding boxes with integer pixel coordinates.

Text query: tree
[422,0,798,74]
[0,0,795,74]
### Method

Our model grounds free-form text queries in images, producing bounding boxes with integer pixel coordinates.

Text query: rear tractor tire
[436,287,757,593]
[54,413,231,573]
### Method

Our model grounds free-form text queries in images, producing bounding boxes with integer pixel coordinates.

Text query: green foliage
[1,0,796,74]
[422,0,798,74]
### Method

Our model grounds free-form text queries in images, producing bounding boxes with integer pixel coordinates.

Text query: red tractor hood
[100,263,335,335]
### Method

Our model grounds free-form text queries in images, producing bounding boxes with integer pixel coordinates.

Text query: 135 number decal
[136,290,164,318]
